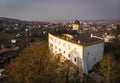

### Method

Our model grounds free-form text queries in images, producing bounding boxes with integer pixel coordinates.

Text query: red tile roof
[0,48,10,55]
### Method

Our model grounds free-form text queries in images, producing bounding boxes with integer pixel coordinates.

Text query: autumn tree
[8,41,60,83]
[98,53,120,83]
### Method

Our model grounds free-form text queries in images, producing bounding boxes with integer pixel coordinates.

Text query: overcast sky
[0,0,120,21]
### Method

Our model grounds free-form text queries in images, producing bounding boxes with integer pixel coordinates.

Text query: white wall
[84,43,104,71]
[49,33,104,74]
[49,33,84,65]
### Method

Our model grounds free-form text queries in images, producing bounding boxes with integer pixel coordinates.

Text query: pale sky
[0,0,120,21]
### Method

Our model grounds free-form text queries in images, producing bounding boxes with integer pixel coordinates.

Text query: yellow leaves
[8,41,59,83]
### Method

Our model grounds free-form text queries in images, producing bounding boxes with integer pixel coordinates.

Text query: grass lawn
[0,32,16,40]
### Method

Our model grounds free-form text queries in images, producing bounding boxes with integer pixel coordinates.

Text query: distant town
[0,17,120,83]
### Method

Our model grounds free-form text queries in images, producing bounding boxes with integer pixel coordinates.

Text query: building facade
[48,30,104,74]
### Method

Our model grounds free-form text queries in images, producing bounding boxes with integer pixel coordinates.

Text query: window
[63,51,65,54]
[55,51,57,53]
[59,48,61,52]
[63,43,65,47]
[68,54,70,58]
[49,44,53,49]
[68,45,70,49]
[55,39,56,42]
[55,46,57,49]
[74,57,76,62]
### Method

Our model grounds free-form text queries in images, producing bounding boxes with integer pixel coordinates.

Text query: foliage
[56,60,81,83]
[0,32,15,40]
[8,41,60,83]
[98,53,120,83]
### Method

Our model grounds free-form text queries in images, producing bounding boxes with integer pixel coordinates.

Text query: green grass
[0,32,16,40]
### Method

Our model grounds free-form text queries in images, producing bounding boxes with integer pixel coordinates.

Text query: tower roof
[74,20,80,24]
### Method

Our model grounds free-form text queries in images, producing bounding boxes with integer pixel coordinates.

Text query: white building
[48,30,104,74]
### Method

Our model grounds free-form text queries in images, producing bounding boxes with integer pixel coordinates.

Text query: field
[0,32,15,40]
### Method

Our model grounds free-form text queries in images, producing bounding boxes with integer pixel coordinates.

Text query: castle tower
[72,20,80,30]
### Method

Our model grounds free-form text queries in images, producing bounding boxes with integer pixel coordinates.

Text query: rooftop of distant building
[0,48,10,55]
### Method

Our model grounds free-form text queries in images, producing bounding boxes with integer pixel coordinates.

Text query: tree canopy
[98,53,120,83]
[8,41,60,83]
